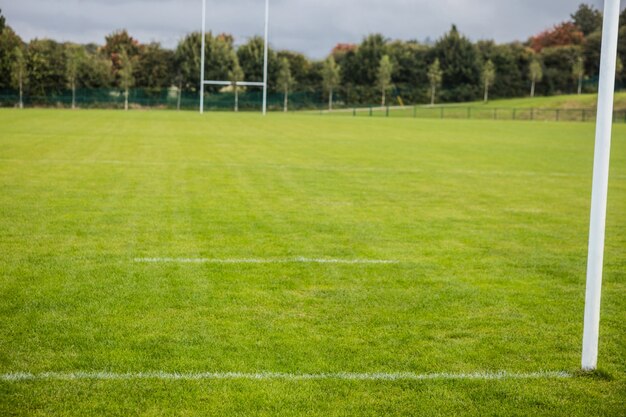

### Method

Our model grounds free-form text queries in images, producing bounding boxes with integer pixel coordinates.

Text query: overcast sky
[1,0,622,58]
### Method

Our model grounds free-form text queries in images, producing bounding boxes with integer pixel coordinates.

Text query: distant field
[0,110,624,416]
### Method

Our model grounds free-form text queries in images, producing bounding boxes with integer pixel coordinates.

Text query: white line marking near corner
[0,370,571,382]
[133,257,400,265]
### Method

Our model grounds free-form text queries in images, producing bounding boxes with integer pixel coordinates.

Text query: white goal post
[581,0,620,371]
[199,0,270,115]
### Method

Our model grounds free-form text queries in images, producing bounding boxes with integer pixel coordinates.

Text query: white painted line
[1,370,571,382]
[133,257,399,265]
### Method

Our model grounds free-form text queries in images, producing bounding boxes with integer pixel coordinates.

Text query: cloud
[0,0,617,58]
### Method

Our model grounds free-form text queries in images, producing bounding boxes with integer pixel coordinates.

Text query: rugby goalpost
[195,0,619,371]
[581,0,619,371]
[199,0,270,115]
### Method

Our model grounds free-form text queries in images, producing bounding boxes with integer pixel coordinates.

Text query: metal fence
[317,105,626,123]
[0,89,331,111]
[2,88,624,123]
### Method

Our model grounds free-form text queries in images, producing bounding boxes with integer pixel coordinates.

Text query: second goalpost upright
[199,0,270,115]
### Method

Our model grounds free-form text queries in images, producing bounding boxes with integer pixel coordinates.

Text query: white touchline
[133,257,400,264]
[1,370,571,382]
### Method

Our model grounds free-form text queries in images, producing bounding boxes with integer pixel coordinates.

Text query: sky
[1,0,621,59]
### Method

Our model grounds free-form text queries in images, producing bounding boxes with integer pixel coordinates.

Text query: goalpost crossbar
[200,0,269,114]
[204,81,265,87]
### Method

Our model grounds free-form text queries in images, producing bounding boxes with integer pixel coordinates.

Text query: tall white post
[199,0,206,114]
[581,0,620,371]
[262,0,269,115]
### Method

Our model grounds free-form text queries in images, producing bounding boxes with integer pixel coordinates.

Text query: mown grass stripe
[1,371,572,382]
[133,257,400,264]
[4,158,625,180]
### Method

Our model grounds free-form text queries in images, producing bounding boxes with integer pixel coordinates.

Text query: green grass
[0,109,625,416]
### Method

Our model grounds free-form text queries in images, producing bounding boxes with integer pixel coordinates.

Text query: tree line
[1,3,625,110]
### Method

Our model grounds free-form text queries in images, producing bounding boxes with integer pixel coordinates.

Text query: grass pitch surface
[0,110,625,415]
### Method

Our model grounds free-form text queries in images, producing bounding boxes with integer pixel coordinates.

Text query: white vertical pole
[199,0,206,114]
[262,0,269,115]
[581,0,620,371]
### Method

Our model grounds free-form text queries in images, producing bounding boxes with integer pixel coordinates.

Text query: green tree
[102,29,140,83]
[322,55,341,110]
[277,50,313,92]
[332,45,360,103]
[0,8,5,33]
[172,50,184,110]
[175,31,236,96]
[377,55,393,106]
[354,34,387,87]
[430,25,481,102]
[11,46,27,108]
[540,45,581,95]
[583,30,602,78]
[529,58,543,97]
[620,7,626,27]
[572,56,585,95]
[476,41,530,101]
[616,58,623,81]
[387,40,429,104]
[65,44,85,109]
[134,42,175,91]
[571,4,602,36]
[335,35,387,104]
[237,36,277,89]
[78,51,113,89]
[277,57,294,112]
[427,58,442,105]
[207,33,237,89]
[175,32,202,92]
[228,52,244,112]
[26,39,67,97]
[482,59,496,102]
[118,48,135,111]
[297,59,324,96]
[618,26,626,79]
[0,26,23,90]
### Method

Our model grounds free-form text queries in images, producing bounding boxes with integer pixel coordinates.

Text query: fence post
[369,106,373,117]
[582,109,586,122]
[556,109,560,122]
[467,107,471,119]
[413,105,417,118]
[493,108,497,120]
[531,108,534,121]
[353,107,356,117]
[440,107,444,119]
[513,108,516,120]
[386,105,389,117]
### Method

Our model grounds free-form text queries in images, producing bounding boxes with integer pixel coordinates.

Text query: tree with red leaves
[102,29,141,78]
[529,22,584,53]
[331,43,357,60]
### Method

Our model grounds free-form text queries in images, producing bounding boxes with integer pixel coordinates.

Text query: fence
[322,105,626,123]
[2,88,625,123]
[0,88,331,111]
